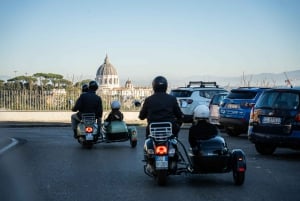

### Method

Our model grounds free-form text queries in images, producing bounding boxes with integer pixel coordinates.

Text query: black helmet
[152,76,168,92]
[89,80,98,91]
[81,83,89,93]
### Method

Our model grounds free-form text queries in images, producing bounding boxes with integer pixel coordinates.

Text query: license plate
[155,156,168,169]
[227,104,239,109]
[262,117,281,124]
[86,134,93,141]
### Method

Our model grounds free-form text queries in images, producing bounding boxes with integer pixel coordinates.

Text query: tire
[233,170,245,185]
[156,170,168,186]
[130,140,137,148]
[255,143,276,155]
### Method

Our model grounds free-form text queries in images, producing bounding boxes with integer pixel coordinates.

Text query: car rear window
[170,90,193,97]
[211,94,228,104]
[227,90,257,99]
[256,91,299,109]
[199,90,227,99]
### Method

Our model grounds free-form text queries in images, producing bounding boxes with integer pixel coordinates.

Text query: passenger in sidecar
[188,104,219,150]
[101,100,137,148]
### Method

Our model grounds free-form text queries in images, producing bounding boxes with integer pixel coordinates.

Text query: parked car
[209,92,229,126]
[219,87,270,136]
[170,81,228,123]
[248,87,300,155]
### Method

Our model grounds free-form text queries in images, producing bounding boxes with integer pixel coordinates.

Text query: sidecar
[188,135,246,185]
[100,120,138,148]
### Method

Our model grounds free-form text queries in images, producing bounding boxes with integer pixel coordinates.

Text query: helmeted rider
[81,83,89,93]
[71,80,103,138]
[138,75,184,138]
[105,100,124,122]
[188,104,218,148]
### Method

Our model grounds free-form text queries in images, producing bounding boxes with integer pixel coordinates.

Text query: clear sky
[0,0,299,85]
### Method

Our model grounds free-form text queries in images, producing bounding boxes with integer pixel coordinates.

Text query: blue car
[248,87,300,155]
[219,87,270,136]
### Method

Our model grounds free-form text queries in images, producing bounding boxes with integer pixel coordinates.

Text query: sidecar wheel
[130,140,137,148]
[233,170,245,186]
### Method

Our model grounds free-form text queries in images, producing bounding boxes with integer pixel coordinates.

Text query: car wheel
[255,143,276,155]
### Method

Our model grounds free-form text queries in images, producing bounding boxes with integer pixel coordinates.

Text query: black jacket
[105,109,124,122]
[139,92,183,123]
[188,120,218,147]
[72,91,103,119]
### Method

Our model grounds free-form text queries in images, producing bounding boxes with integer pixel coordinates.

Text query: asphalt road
[1,125,300,201]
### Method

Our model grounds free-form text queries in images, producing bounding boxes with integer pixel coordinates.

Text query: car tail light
[85,126,93,133]
[249,107,254,120]
[155,145,168,155]
[241,102,255,108]
[295,113,300,122]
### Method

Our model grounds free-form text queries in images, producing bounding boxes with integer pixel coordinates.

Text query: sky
[0,0,299,85]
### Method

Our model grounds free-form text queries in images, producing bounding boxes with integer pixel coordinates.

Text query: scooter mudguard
[231,149,246,172]
[127,126,138,141]
[77,122,98,136]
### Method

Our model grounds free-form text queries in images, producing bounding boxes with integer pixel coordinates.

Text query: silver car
[209,92,229,126]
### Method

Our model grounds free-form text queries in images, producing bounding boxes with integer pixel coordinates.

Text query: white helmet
[111,100,121,109]
[193,105,210,120]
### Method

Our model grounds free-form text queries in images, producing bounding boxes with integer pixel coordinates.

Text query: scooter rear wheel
[156,170,168,186]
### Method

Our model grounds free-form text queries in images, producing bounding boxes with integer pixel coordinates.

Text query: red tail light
[155,145,168,155]
[295,113,300,122]
[85,126,93,133]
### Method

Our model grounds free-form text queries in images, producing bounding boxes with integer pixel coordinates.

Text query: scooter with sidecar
[75,113,138,148]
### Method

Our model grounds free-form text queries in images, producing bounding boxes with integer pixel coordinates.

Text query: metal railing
[0,89,147,111]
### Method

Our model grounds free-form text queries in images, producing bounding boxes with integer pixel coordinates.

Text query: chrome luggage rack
[149,122,173,142]
[81,113,96,125]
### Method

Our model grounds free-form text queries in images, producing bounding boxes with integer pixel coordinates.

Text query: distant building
[95,55,120,88]
[95,55,152,102]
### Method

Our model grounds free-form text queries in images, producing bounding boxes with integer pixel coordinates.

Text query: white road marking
[0,138,18,155]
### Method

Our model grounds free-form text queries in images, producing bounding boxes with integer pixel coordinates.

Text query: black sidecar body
[188,135,246,185]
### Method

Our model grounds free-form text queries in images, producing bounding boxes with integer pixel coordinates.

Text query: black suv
[219,87,269,136]
[248,87,300,155]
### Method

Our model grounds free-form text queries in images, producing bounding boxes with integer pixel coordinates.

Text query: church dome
[96,55,118,76]
[95,55,120,88]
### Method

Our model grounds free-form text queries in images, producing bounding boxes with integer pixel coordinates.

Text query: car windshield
[227,90,257,99]
[170,90,193,97]
[256,91,299,110]
[199,90,227,99]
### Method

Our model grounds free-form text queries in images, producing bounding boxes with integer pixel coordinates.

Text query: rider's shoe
[146,164,154,174]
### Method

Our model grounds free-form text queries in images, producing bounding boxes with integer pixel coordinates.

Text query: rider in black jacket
[71,81,103,138]
[139,76,183,138]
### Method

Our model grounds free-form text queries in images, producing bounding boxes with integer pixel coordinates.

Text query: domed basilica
[95,55,120,88]
[94,55,152,104]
